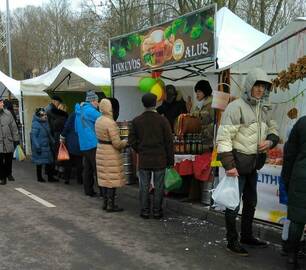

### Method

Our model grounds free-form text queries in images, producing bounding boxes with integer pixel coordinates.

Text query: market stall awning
[20,58,111,96]
[45,66,111,93]
[20,58,88,96]
[0,70,21,101]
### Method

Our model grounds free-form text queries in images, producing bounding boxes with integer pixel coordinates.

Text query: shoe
[107,205,124,212]
[87,191,98,197]
[240,237,268,248]
[227,241,249,256]
[48,177,59,182]
[140,213,150,219]
[287,253,301,269]
[37,178,46,182]
[153,210,163,219]
[153,213,163,219]
[0,178,7,185]
[8,175,15,181]
[64,180,70,185]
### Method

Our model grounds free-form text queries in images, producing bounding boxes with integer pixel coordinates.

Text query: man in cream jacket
[216,68,279,256]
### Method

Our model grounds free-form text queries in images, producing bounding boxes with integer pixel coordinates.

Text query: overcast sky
[0,0,84,12]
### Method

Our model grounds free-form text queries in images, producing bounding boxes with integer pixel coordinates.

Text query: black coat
[281,116,306,223]
[129,110,174,169]
[47,106,68,151]
[156,93,187,131]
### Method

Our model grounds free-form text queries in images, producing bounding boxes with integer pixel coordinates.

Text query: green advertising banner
[110,5,216,77]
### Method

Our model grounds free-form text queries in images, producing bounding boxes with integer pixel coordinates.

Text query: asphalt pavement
[0,160,302,270]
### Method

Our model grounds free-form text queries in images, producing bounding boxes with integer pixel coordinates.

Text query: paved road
[0,161,301,270]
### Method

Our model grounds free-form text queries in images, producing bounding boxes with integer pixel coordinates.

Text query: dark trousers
[138,169,166,215]
[225,170,257,242]
[288,221,305,251]
[102,187,116,199]
[82,148,97,196]
[63,154,83,183]
[0,152,13,180]
[36,164,53,180]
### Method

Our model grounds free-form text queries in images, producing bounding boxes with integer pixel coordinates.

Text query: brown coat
[95,99,127,188]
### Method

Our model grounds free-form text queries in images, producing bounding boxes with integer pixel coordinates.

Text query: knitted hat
[85,90,98,102]
[142,93,157,108]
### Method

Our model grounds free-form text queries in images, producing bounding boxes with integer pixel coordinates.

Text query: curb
[121,185,282,245]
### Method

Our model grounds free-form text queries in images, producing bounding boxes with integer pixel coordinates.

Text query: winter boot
[0,178,7,185]
[36,166,46,182]
[8,175,15,181]
[107,188,123,212]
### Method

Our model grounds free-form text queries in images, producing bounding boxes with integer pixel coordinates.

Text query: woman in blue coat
[30,108,55,182]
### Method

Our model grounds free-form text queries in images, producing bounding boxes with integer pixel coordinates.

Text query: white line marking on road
[15,188,56,208]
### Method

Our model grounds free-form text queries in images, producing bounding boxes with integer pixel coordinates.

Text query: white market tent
[22,58,89,95]
[113,7,270,121]
[45,66,110,93]
[0,70,21,101]
[20,58,111,154]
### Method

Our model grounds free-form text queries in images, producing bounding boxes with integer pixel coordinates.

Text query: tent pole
[20,91,26,153]
[111,78,115,98]
[51,72,72,94]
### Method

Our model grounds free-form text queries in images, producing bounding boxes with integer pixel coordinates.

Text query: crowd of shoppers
[3,67,304,268]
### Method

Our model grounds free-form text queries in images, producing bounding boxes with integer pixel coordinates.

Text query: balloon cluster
[138,71,165,101]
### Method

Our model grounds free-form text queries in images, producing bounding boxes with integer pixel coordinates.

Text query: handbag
[176,114,201,135]
[57,142,70,161]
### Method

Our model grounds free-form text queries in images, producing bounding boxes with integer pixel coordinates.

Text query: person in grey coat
[0,98,19,185]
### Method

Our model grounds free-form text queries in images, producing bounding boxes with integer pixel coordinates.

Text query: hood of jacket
[242,68,272,107]
[99,99,113,119]
[32,114,47,124]
[75,102,93,115]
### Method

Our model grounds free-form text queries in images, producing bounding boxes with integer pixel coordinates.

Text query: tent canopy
[222,17,306,74]
[45,66,110,93]
[113,7,270,87]
[0,70,21,101]
[20,58,111,96]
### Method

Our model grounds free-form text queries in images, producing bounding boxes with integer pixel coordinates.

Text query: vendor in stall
[184,79,214,204]
[190,79,214,150]
[157,85,188,131]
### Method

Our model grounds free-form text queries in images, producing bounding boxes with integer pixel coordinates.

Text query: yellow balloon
[150,83,163,101]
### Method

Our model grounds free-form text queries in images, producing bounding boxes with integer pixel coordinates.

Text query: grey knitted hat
[85,90,98,102]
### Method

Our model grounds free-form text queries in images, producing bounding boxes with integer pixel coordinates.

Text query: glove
[14,141,19,148]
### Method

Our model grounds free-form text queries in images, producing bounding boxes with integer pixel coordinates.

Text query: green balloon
[139,77,156,93]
